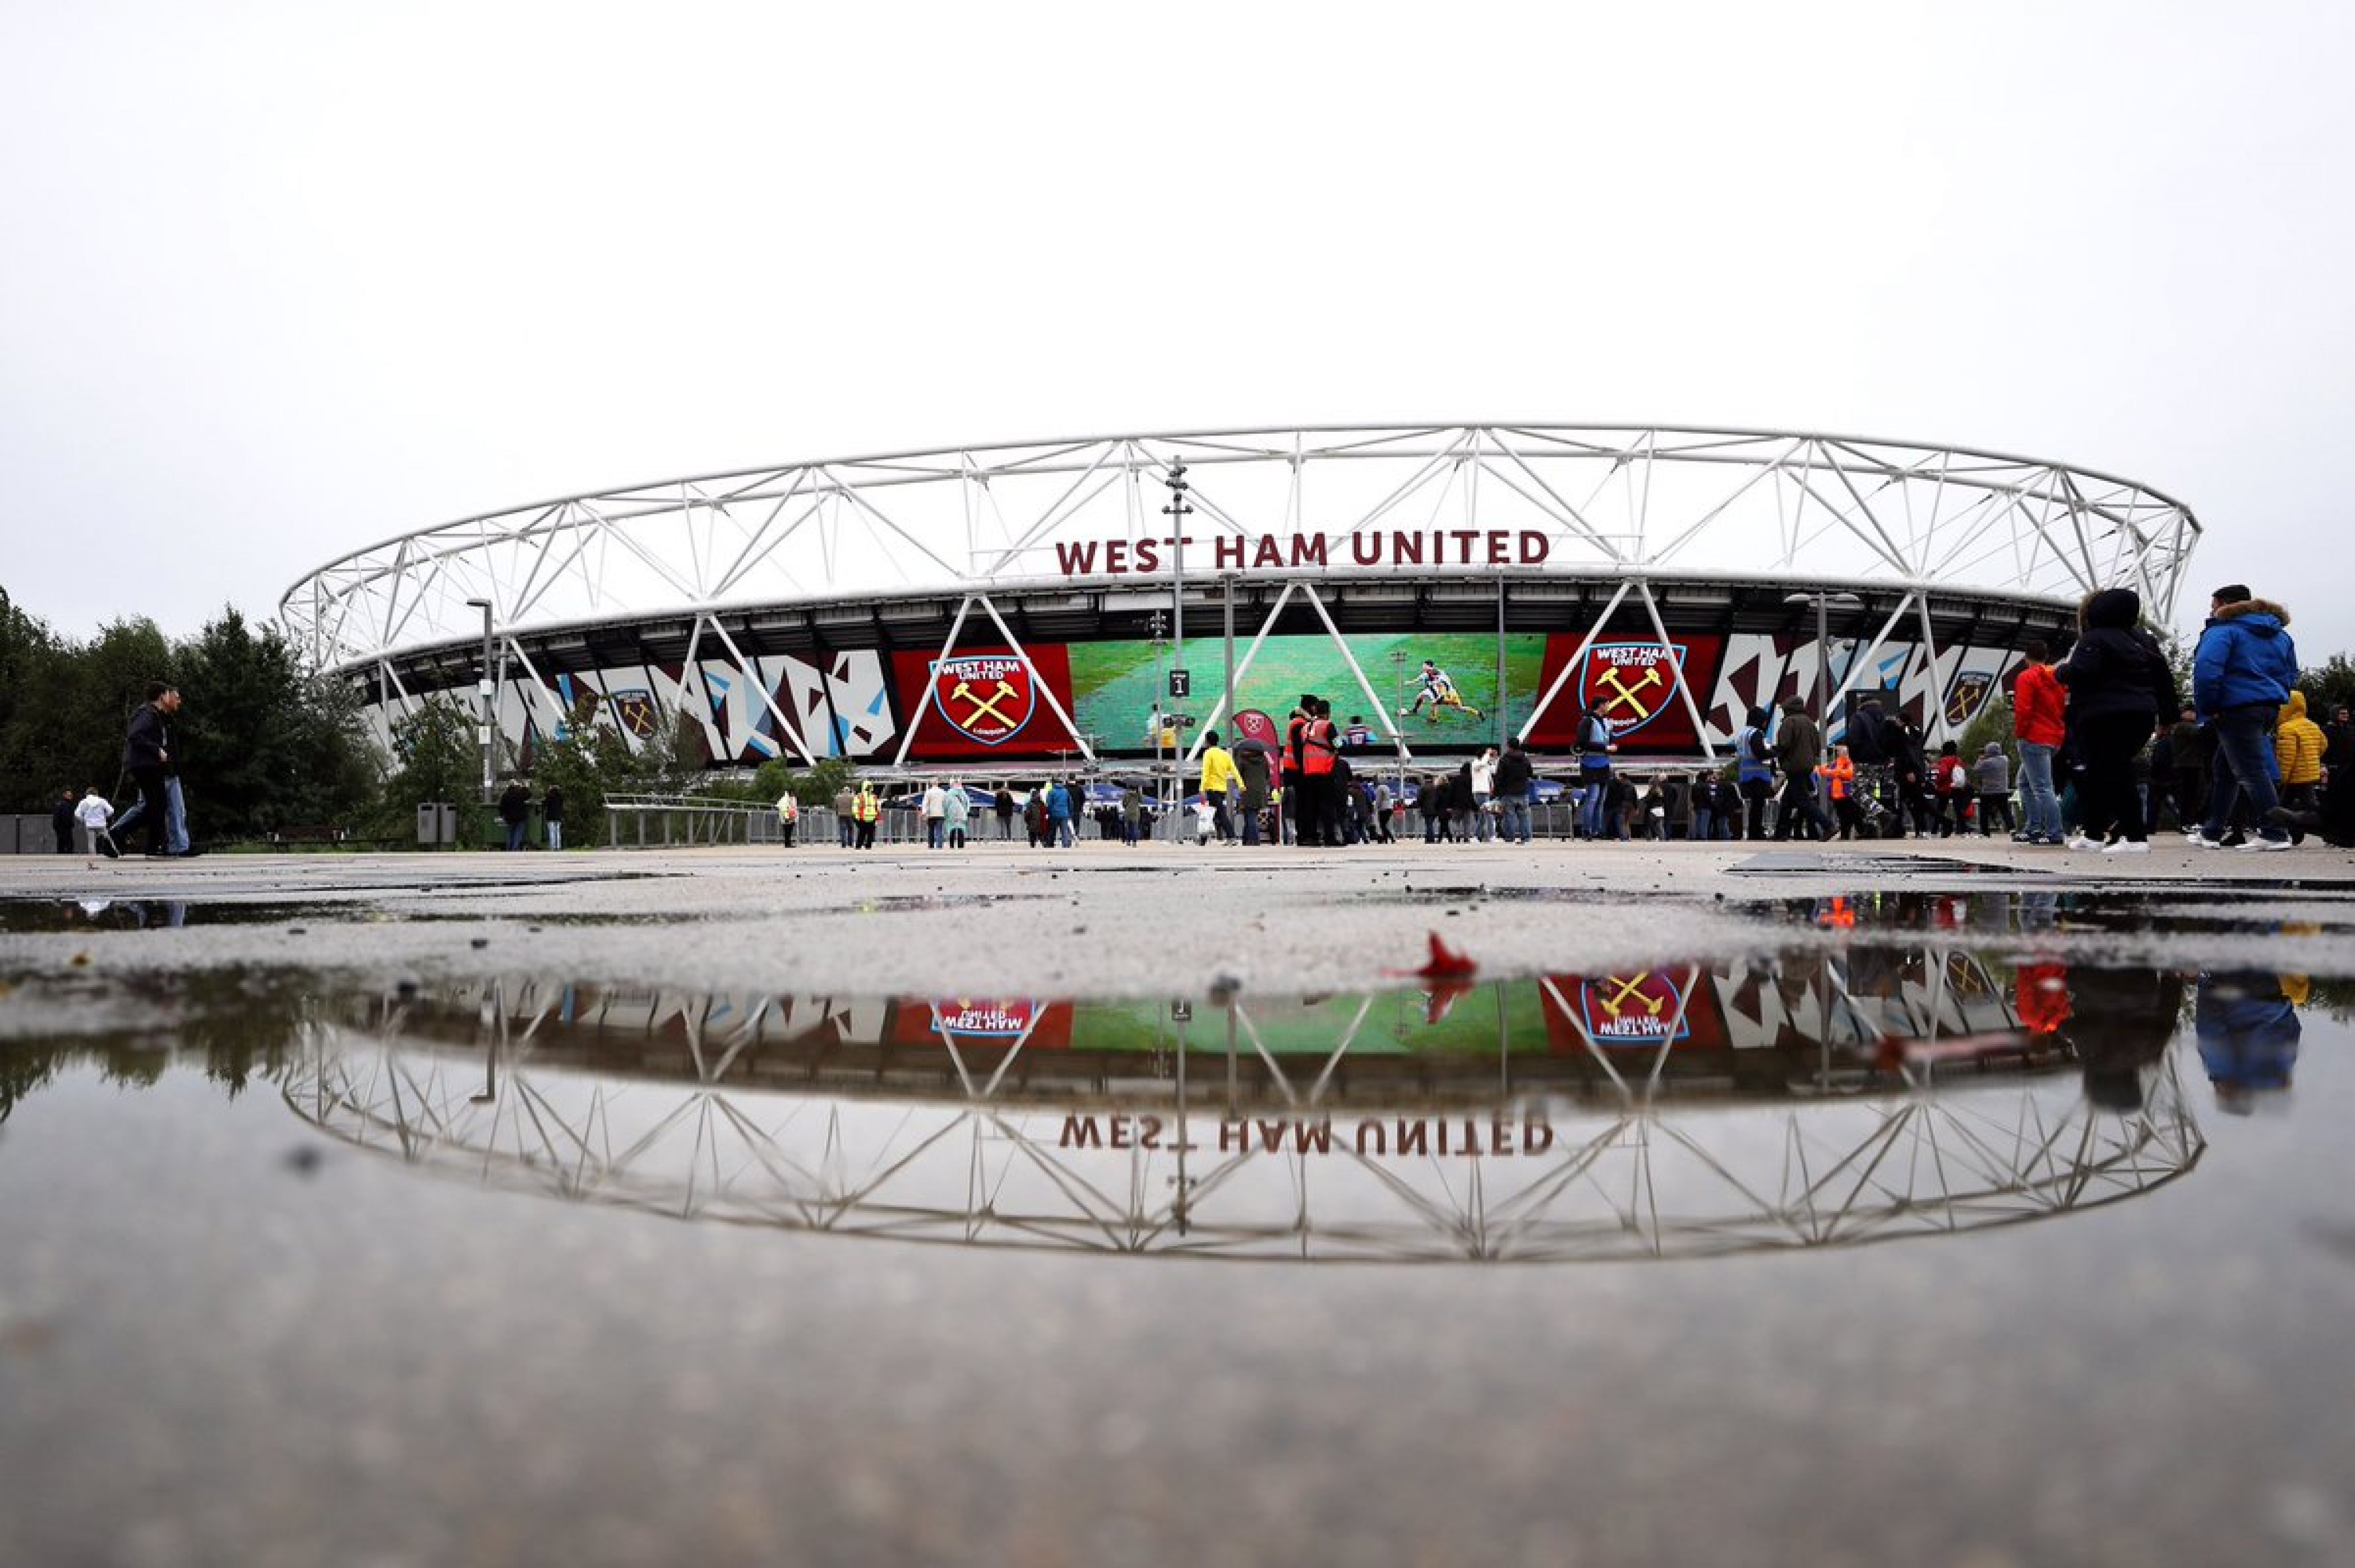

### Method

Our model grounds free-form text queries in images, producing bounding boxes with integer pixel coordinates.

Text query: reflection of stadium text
[1056,1113,1560,1157]
[1216,1114,1557,1157]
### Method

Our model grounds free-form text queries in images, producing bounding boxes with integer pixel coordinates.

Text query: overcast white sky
[5,2,2351,658]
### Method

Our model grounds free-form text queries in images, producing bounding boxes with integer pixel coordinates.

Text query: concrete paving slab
[4,838,2353,996]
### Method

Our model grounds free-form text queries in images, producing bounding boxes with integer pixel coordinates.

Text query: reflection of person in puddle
[2063,966,2184,1113]
[2196,970,2302,1114]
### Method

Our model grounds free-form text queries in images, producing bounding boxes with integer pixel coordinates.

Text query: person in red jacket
[2011,638,2067,844]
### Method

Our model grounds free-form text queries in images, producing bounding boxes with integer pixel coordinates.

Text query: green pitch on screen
[1070,633,1548,744]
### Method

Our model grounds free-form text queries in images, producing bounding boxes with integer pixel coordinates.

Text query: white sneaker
[2238,836,2294,852]
[2102,839,2150,854]
[2067,834,2105,851]
[2191,832,2229,849]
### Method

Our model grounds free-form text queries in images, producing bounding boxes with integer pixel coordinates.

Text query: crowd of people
[1724,581,2347,853]
[747,605,2351,855]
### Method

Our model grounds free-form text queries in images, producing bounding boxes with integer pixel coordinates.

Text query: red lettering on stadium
[1053,531,1550,579]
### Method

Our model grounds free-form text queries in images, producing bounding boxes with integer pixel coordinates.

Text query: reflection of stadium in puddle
[285,937,2203,1264]
[0,899,348,932]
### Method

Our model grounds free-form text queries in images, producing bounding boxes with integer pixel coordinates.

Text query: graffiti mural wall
[360,627,2024,767]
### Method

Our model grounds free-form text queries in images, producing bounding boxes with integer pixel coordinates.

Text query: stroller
[1850,764,1903,840]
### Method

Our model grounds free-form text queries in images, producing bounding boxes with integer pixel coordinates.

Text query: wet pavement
[3,844,2353,1565]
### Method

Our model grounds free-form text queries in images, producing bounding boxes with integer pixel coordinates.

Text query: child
[75,785,115,857]
[1933,741,1973,837]
[1973,743,2016,837]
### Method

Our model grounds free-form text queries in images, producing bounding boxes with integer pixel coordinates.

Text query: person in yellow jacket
[1198,729,1242,844]
[851,783,881,850]
[2275,691,2326,843]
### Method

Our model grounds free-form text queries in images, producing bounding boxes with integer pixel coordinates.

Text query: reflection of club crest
[1580,642,1686,737]
[1577,970,1688,1044]
[611,690,659,740]
[932,655,1035,745]
[1945,670,1994,726]
[929,998,1040,1039]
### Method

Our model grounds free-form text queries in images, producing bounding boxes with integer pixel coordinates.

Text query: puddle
[15,932,2345,1264]
[4,893,2349,1564]
[1768,888,2355,940]
[1729,850,2035,876]
[0,899,359,932]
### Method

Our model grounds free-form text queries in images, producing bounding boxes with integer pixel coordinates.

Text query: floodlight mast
[464,598,495,802]
[1161,460,1193,806]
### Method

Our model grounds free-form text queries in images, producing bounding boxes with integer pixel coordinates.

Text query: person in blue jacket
[2196,969,2301,1115]
[2191,583,2300,852]
[1046,778,1076,848]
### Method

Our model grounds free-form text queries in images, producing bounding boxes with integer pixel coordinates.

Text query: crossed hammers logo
[1596,972,1666,1019]
[951,677,1022,730]
[1595,663,1663,720]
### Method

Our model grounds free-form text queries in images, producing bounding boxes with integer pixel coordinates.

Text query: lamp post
[1391,647,1410,793]
[1163,460,1192,663]
[1162,461,1193,818]
[1147,610,1168,813]
[464,598,495,802]
[1784,590,1864,761]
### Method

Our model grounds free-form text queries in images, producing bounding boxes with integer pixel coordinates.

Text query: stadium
[278,424,2200,778]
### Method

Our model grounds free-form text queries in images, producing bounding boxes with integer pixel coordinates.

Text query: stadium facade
[278,425,2200,775]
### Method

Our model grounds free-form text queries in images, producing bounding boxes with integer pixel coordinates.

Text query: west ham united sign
[928,998,1044,1040]
[932,655,1035,746]
[1580,642,1687,740]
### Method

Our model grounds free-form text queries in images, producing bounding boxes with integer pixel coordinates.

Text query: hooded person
[1235,741,1271,846]
[1845,697,1890,767]
[2272,690,2326,844]
[1732,703,1776,840]
[1770,697,1830,841]
[2192,584,2298,850]
[2054,586,2177,852]
[1972,741,2015,836]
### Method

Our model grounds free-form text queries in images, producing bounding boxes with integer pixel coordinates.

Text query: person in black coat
[52,789,76,854]
[2054,587,2178,851]
[113,682,179,857]
[498,781,532,852]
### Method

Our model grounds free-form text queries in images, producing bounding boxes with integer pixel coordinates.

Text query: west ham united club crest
[932,655,1035,746]
[609,688,660,740]
[1945,670,1994,727]
[1578,970,1689,1044]
[1580,642,1687,738]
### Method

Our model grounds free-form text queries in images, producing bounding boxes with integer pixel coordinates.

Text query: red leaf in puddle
[1391,931,1476,980]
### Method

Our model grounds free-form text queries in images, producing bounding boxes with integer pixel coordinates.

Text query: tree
[0,589,71,807]
[171,607,375,838]
[1957,693,2014,766]
[2298,653,2355,713]
[752,755,855,808]
[379,695,481,836]
[529,693,650,847]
